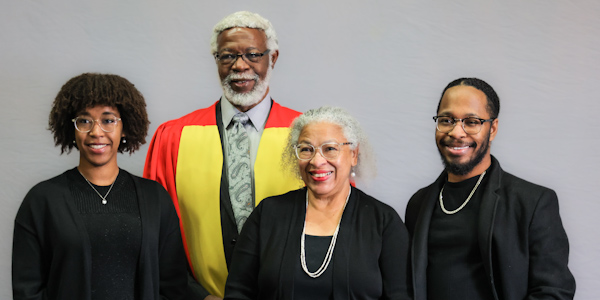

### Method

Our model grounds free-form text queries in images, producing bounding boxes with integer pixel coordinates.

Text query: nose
[231,55,250,72]
[309,149,327,166]
[447,120,467,138]
[88,120,104,136]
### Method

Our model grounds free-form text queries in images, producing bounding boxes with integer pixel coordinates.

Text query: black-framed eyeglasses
[293,142,353,161]
[72,116,121,133]
[433,116,495,135]
[214,49,270,65]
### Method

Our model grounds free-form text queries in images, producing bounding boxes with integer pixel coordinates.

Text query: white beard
[221,59,273,108]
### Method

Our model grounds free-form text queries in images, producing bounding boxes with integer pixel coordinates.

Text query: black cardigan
[12,169,188,300]
[224,187,413,300]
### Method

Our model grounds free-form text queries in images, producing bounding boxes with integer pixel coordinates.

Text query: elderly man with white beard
[144,11,303,300]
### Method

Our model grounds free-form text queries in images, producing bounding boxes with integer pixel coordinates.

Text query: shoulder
[498,170,555,196]
[24,171,70,201]
[271,100,301,116]
[266,100,301,127]
[128,171,172,202]
[407,180,438,209]
[156,102,219,132]
[257,188,304,211]
[352,187,403,222]
[16,171,71,220]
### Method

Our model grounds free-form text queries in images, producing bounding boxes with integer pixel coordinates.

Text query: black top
[427,174,494,300]
[68,169,141,300]
[224,187,412,300]
[12,168,188,300]
[294,235,334,300]
[406,156,575,300]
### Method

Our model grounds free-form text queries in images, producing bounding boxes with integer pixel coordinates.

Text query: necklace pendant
[102,199,107,205]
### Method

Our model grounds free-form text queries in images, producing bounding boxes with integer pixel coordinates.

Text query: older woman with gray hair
[224,106,412,300]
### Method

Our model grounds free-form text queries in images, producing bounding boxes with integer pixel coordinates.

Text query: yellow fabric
[255,127,304,204]
[175,125,303,297]
[176,125,226,297]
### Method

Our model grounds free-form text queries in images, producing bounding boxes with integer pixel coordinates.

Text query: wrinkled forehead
[298,122,347,144]
[216,27,267,51]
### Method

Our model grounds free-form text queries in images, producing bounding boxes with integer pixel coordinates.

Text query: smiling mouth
[449,146,470,150]
[311,171,332,177]
[89,144,108,149]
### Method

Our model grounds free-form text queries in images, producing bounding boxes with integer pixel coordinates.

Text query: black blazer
[224,187,412,300]
[405,156,575,300]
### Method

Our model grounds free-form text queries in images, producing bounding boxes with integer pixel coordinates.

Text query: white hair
[210,11,279,54]
[282,106,377,181]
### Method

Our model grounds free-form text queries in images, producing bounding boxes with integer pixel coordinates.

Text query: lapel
[411,172,445,300]
[278,189,305,299]
[476,156,502,299]
[330,186,359,299]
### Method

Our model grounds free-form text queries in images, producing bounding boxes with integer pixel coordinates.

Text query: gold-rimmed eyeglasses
[72,116,121,133]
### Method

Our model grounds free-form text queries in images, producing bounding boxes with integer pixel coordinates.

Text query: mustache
[223,72,259,84]
[441,137,476,148]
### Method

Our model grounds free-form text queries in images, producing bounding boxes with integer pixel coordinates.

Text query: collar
[220,92,272,131]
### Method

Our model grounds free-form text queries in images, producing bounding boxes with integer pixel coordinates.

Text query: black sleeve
[156,185,192,300]
[380,209,413,300]
[525,189,575,299]
[187,270,210,299]
[12,189,47,300]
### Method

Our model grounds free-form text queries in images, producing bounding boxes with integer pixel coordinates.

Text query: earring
[350,168,356,178]
[122,137,127,144]
[73,140,76,144]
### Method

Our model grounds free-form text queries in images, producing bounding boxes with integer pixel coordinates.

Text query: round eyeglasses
[214,50,270,65]
[433,116,495,135]
[72,116,121,133]
[293,142,353,161]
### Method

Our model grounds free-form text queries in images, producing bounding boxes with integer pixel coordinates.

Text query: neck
[447,155,492,183]
[307,184,351,212]
[77,162,119,186]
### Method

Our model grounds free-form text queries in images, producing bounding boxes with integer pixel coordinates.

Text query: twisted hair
[282,106,376,181]
[49,73,149,154]
[437,77,500,118]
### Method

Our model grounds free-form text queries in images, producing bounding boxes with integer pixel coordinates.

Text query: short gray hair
[210,11,279,54]
[283,106,376,181]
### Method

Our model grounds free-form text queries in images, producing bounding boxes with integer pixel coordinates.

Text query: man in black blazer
[405,77,575,300]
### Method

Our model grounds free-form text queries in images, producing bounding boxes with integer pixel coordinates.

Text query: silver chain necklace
[78,169,116,205]
[300,188,351,278]
[439,171,486,215]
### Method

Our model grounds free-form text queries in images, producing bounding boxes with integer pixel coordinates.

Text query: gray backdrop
[2,0,598,299]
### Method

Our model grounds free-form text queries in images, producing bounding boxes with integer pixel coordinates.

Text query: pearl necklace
[78,169,116,205]
[439,171,486,215]
[300,188,351,278]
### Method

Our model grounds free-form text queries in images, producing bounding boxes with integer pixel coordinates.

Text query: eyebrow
[218,47,261,53]
[437,112,481,118]
[76,111,118,117]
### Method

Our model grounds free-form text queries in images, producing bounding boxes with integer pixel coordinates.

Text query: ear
[351,145,359,167]
[270,50,279,68]
[488,118,499,142]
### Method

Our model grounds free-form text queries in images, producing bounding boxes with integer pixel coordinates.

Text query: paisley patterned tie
[227,112,253,233]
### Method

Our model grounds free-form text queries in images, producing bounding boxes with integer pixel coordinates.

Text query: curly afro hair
[49,73,149,154]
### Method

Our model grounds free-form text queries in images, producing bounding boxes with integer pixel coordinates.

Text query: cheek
[218,67,230,80]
